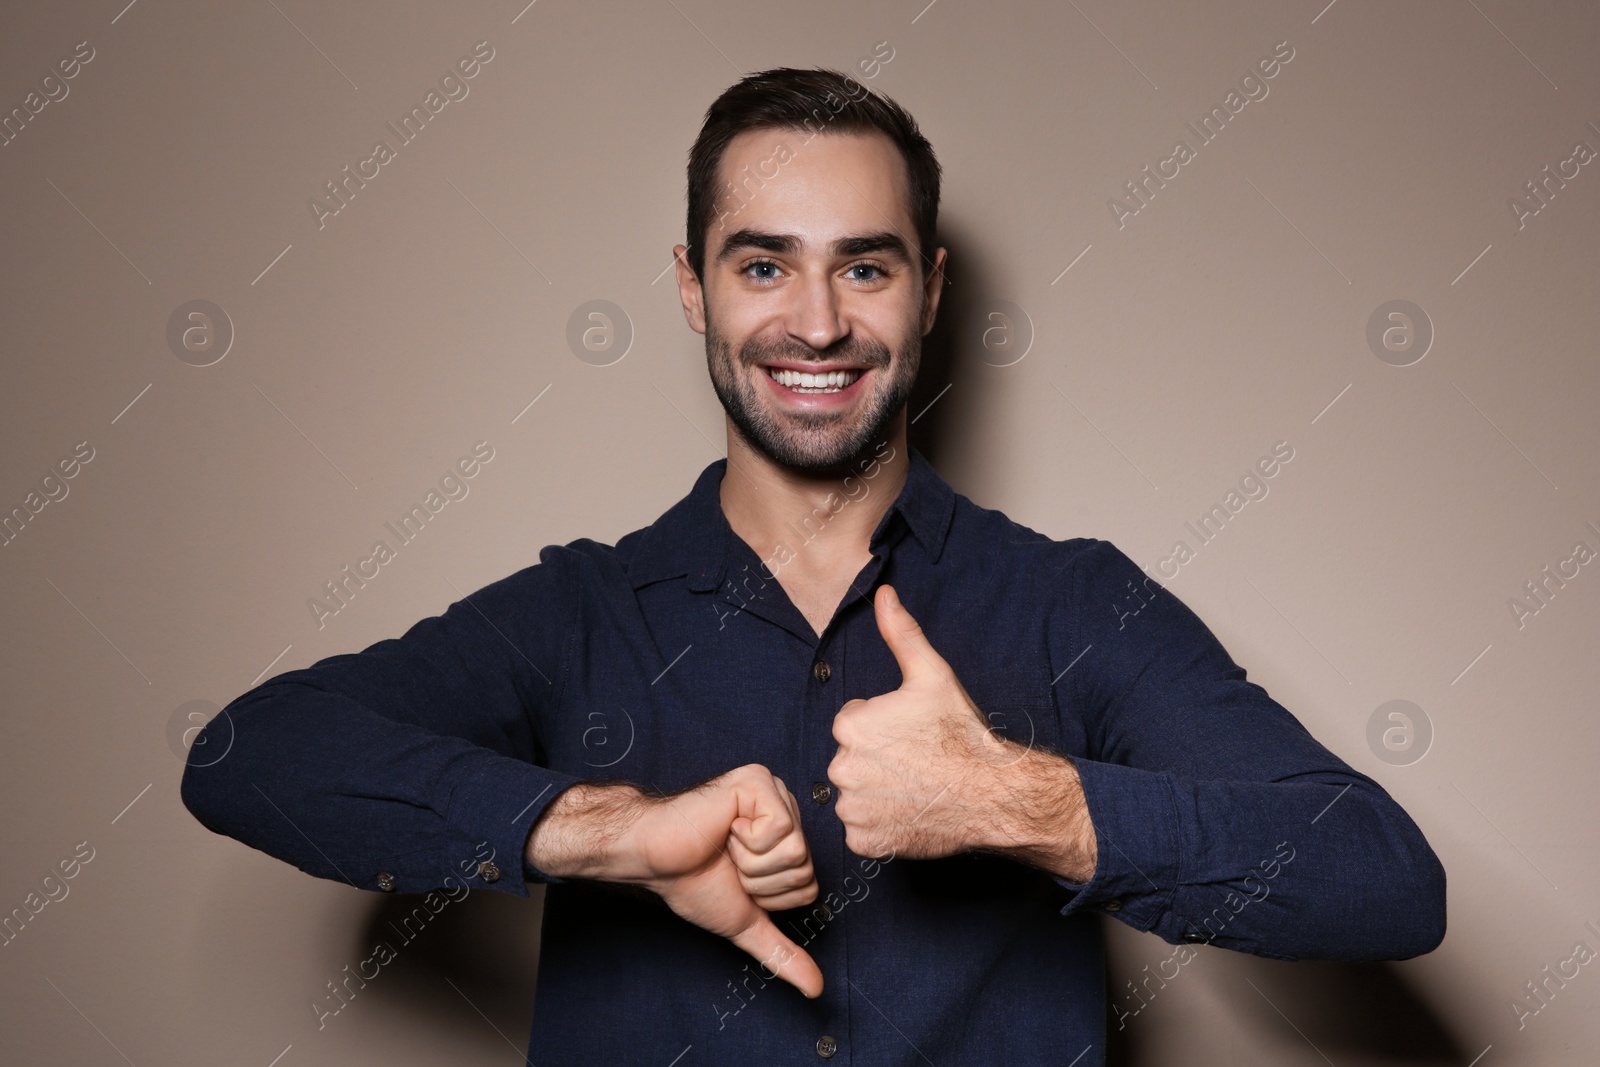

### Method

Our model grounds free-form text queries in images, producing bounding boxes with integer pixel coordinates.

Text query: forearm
[966,745,1098,884]
[524,781,655,884]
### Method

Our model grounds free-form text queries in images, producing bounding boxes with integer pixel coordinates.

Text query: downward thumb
[732,912,824,999]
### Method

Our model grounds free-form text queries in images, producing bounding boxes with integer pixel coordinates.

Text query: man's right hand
[524,764,824,998]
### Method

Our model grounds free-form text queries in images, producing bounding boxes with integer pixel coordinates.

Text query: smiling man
[181,68,1446,1065]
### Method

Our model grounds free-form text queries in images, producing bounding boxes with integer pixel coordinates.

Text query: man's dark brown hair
[684,66,943,285]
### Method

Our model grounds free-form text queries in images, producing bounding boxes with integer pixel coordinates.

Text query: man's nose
[783,269,848,352]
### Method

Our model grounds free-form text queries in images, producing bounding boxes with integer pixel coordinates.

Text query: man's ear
[920,246,948,336]
[673,243,707,334]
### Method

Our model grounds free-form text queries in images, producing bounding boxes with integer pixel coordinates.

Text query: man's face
[675,128,945,473]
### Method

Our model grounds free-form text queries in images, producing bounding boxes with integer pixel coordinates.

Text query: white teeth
[766,367,863,392]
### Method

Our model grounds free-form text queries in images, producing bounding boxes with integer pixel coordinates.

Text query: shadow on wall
[906,226,969,471]
[1100,913,1464,1062]
[907,223,1042,475]
[1113,947,1465,1062]
[329,888,545,1055]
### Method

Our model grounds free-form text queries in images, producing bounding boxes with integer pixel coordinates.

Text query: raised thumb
[873,584,947,687]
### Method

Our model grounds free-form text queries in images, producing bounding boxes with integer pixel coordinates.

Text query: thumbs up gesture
[826,585,1029,862]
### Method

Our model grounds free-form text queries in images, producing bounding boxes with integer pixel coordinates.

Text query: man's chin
[740,418,888,474]
[770,449,864,475]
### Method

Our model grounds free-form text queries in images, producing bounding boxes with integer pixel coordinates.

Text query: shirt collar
[625,445,956,591]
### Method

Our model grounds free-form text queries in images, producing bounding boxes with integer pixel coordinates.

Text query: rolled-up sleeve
[1047,539,1446,962]
[180,545,587,898]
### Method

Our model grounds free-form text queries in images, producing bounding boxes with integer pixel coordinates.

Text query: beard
[705,310,919,473]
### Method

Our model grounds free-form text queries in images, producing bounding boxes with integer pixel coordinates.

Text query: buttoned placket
[807,607,848,1062]
[711,517,906,1064]
[805,543,901,1067]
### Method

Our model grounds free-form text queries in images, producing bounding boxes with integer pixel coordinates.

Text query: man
[182,67,1445,1065]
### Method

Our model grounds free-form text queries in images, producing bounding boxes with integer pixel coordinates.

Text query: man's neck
[718,418,910,578]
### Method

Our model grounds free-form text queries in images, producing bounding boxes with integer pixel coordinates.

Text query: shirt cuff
[1052,757,1182,932]
[444,754,585,896]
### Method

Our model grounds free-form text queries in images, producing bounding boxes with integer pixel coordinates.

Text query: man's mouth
[764,367,866,394]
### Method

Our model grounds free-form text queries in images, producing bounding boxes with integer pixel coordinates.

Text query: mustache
[739,337,892,369]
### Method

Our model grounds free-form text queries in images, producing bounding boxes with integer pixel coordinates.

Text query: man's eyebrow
[713,229,912,266]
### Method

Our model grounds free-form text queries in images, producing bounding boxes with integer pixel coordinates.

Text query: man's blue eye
[742,262,883,282]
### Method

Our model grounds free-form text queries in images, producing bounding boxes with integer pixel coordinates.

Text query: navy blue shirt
[181,446,1445,1066]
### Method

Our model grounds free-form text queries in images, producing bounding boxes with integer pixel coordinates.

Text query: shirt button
[812,660,832,683]
[815,1034,838,1058]
[478,861,502,883]
[814,902,834,923]
[375,871,396,892]
[1103,898,1122,912]
[1180,928,1208,943]
[811,781,833,804]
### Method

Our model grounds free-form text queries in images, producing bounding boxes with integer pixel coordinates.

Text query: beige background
[2,0,1597,1063]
